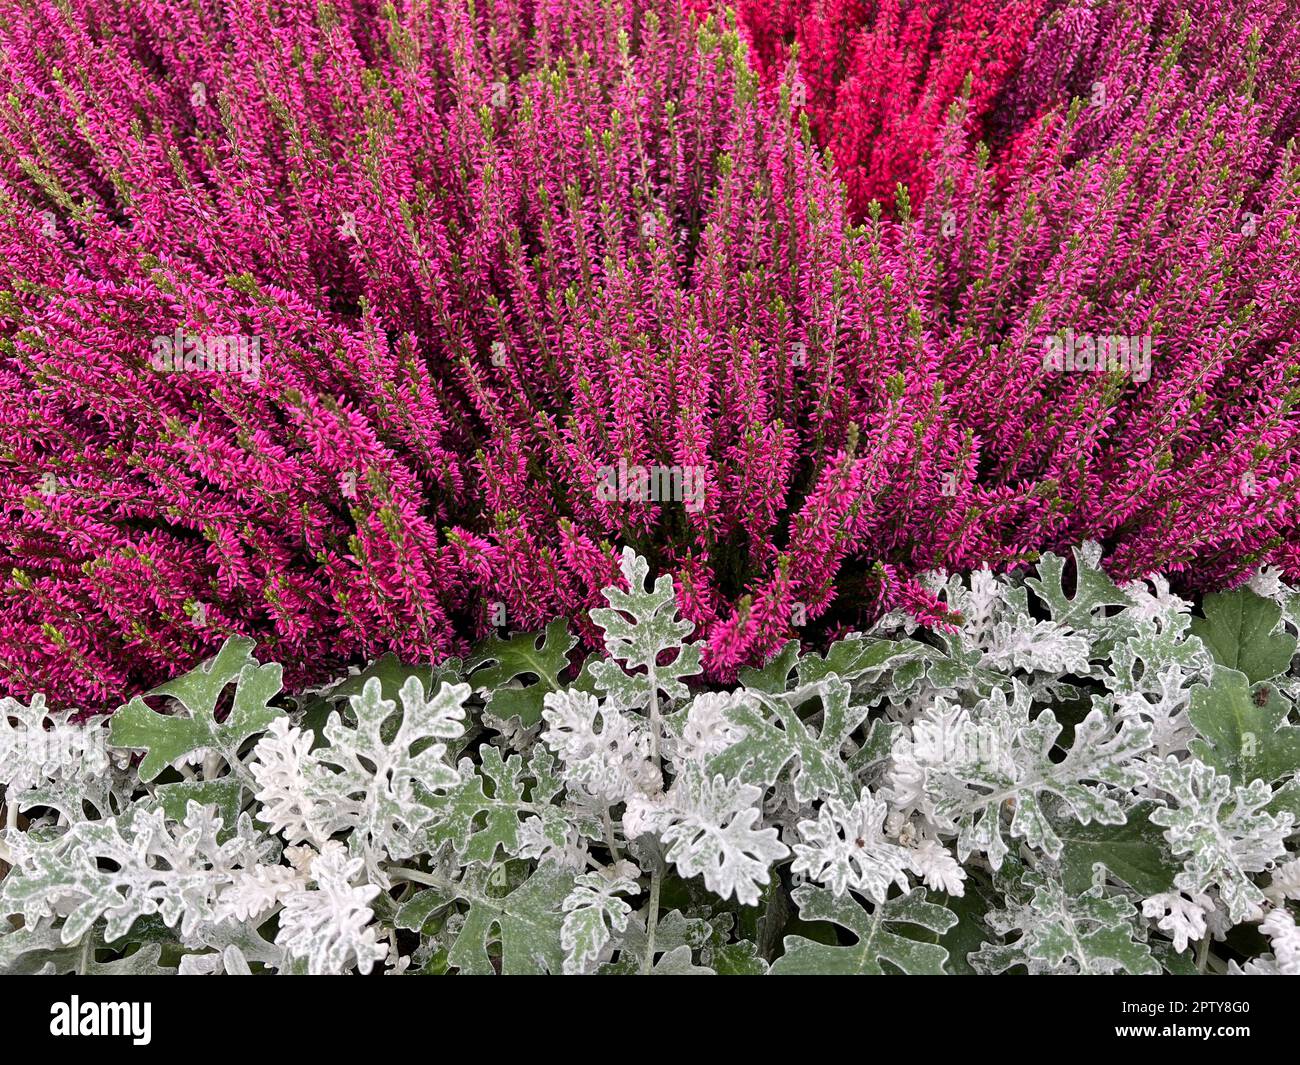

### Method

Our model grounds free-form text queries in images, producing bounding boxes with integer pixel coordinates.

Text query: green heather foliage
[2,548,1299,974]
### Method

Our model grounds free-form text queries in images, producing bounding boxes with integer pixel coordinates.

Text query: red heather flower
[685,0,1051,214]
[0,0,1297,705]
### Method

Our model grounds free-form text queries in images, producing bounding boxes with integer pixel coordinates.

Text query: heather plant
[995,0,1300,161]
[702,0,1300,215]
[1,0,1297,708]
[684,0,1051,213]
[2,547,1298,975]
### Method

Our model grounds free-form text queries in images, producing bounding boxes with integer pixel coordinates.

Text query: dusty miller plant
[2,546,1299,975]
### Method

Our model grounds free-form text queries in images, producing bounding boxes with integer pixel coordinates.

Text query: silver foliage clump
[2,544,1298,975]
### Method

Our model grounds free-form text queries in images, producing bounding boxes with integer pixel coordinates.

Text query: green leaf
[395,889,453,933]
[1057,803,1178,896]
[1188,665,1300,786]
[588,549,702,710]
[465,619,577,727]
[1107,615,1210,693]
[321,654,451,705]
[420,745,569,864]
[605,909,716,973]
[0,924,176,975]
[1267,778,1300,820]
[559,870,636,974]
[1027,546,1129,630]
[845,717,897,776]
[1153,940,1200,975]
[446,864,575,975]
[1191,588,1297,683]
[706,678,861,802]
[934,889,992,975]
[738,637,928,692]
[142,637,258,717]
[110,638,284,781]
[647,943,714,974]
[154,779,242,832]
[796,637,931,686]
[709,940,769,974]
[738,640,802,693]
[772,887,957,975]
[972,876,1159,975]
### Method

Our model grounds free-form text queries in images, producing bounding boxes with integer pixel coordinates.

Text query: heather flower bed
[1,0,1296,706]
[2,547,1299,974]
[1,0,1299,979]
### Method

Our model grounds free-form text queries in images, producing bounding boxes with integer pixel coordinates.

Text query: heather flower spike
[1,0,1295,705]
[0,0,1298,989]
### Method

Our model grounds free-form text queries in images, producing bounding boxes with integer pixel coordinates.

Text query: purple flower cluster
[0,0,1296,703]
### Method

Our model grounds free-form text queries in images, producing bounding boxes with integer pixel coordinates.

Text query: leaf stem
[1196,932,1212,974]
[389,866,449,889]
[602,809,623,863]
[0,795,15,867]
[641,860,662,975]
[646,662,662,770]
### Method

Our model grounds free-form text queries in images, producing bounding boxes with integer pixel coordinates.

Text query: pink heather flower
[0,0,1296,704]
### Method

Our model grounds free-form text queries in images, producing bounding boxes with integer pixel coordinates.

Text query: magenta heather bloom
[0,0,1296,704]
